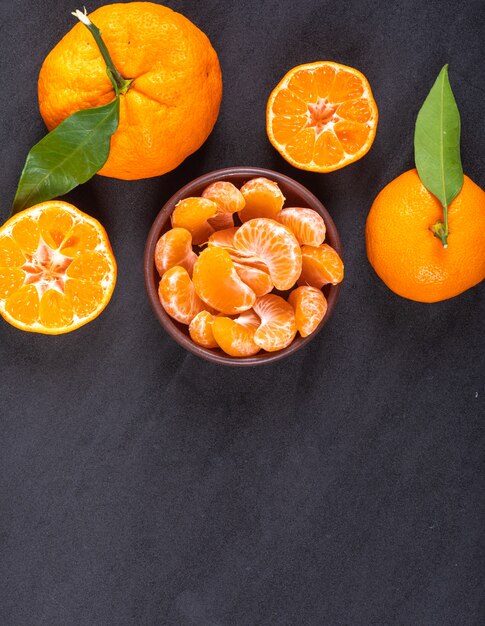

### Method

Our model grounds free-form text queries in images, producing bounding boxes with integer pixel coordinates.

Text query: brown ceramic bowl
[144,167,343,366]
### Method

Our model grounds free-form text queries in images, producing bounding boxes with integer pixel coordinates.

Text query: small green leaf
[414,64,463,209]
[12,98,119,215]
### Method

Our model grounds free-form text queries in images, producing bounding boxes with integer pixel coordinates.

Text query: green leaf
[414,64,463,209]
[12,98,119,215]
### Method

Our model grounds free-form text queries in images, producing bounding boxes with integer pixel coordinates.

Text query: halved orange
[0,201,116,334]
[267,61,378,172]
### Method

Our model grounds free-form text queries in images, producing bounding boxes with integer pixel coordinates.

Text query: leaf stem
[72,9,132,95]
[430,209,449,248]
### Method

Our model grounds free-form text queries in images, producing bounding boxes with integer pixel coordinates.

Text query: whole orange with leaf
[366,65,485,303]
[366,170,485,302]
[38,2,222,180]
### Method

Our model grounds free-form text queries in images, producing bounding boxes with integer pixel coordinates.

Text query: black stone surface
[1,1,484,624]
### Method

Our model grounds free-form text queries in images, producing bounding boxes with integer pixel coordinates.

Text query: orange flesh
[212,310,261,357]
[298,244,344,288]
[189,310,218,348]
[202,181,246,214]
[233,218,302,290]
[0,201,116,334]
[253,294,297,352]
[158,266,205,324]
[233,262,273,296]
[171,197,218,245]
[208,227,239,248]
[239,178,286,222]
[288,286,328,337]
[267,62,378,172]
[276,207,326,246]
[154,227,197,277]
[192,247,256,315]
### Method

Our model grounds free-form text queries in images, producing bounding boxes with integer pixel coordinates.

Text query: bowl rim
[144,166,343,366]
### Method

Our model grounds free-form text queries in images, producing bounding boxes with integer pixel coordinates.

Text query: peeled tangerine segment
[154,227,197,277]
[288,286,328,337]
[276,207,326,246]
[171,197,218,244]
[212,310,261,357]
[233,218,302,291]
[159,266,205,325]
[239,178,286,222]
[298,244,344,288]
[192,247,256,315]
[189,310,218,349]
[202,181,246,214]
[208,227,239,249]
[253,294,296,352]
[207,212,235,231]
[233,262,273,297]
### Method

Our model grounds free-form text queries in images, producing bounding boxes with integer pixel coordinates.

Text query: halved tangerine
[0,201,116,334]
[288,286,327,337]
[212,310,261,357]
[267,61,378,172]
[253,294,296,352]
[158,266,205,324]
[233,218,302,290]
[154,227,197,277]
[189,310,218,348]
[239,177,285,222]
[298,244,344,288]
[171,197,217,244]
[276,207,326,246]
[192,247,256,315]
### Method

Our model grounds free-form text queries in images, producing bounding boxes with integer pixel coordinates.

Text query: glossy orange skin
[38,2,222,180]
[366,169,485,303]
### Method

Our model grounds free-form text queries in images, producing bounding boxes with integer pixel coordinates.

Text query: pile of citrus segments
[154,177,344,357]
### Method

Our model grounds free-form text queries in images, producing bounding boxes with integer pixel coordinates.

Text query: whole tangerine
[366,169,485,302]
[38,2,222,180]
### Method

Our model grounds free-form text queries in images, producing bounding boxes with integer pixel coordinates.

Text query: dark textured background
[1,1,484,624]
